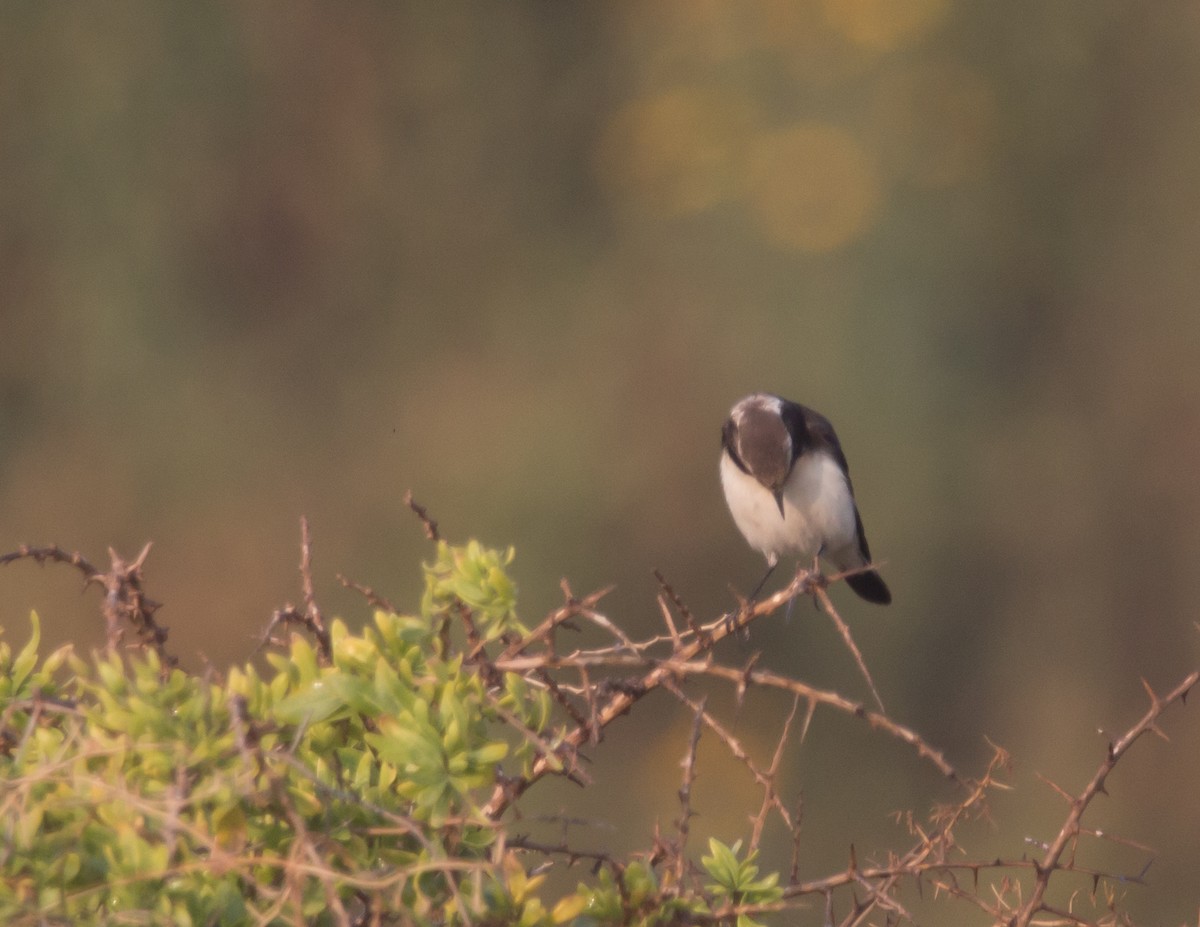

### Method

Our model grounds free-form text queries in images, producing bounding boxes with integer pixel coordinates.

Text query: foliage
[0,541,743,925]
[0,530,1196,926]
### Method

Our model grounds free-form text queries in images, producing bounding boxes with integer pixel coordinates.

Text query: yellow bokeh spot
[596,87,757,216]
[745,124,881,253]
[822,0,950,50]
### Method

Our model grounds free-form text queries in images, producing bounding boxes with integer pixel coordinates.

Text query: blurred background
[2,2,1199,922]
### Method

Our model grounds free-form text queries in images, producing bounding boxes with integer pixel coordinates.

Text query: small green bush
[0,541,768,925]
[1,532,1195,926]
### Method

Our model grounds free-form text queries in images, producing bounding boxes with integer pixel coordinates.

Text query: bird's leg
[784,551,820,623]
[727,561,777,638]
[809,545,825,611]
[784,585,797,623]
[747,561,778,603]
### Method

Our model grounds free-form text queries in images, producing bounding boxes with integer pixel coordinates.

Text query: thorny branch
[260,517,332,664]
[1012,670,1199,927]
[672,696,705,888]
[1,542,175,673]
[340,499,1191,922]
[12,498,1190,925]
[478,563,959,821]
[404,489,440,542]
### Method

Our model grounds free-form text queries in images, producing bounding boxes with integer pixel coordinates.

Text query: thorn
[131,541,154,571]
[736,652,761,707]
[581,584,615,608]
[799,699,817,743]
[404,490,440,541]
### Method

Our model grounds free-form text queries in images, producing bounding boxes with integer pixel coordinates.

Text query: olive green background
[2,4,1199,922]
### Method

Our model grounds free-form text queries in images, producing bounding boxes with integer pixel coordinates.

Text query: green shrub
[0,541,764,925]
[1,533,1194,926]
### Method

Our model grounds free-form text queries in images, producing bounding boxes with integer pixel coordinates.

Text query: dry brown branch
[335,573,397,615]
[505,835,616,870]
[1013,669,1200,927]
[1,542,175,672]
[259,518,332,664]
[404,489,440,542]
[675,661,958,781]
[483,689,591,788]
[481,565,835,820]
[654,569,705,642]
[14,508,1191,925]
[662,680,796,838]
[751,692,803,853]
[656,593,682,650]
[811,577,885,713]
[715,667,1196,927]
[499,581,611,661]
[0,542,100,580]
[488,650,958,783]
[298,517,323,638]
[673,695,705,888]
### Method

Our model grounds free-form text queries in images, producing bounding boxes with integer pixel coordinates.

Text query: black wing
[777,398,853,483]
[778,397,883,571]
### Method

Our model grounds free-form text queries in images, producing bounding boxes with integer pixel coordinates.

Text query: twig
[335,574,397,615]
[482,566,823,820]
[812,579,885,713]
[0,543,100,580]
[483,690,591,788]
[489,652,958,783]
[654,569,705,642]
[404,490,440,542]
[751,692,803,852]
[674,696,705,887]
[258,519,331,664]
[499,582,611,661]
[506,835,616,869]
[2,542,175,673]
[663,681,795,836]
[1013,670,1200,927]
[298,517,326,644]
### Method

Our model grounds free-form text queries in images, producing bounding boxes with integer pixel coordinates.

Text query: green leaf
[702,838,743,890]
[9,612,41,697]
[274,679,346,724]
[469,741,509,766]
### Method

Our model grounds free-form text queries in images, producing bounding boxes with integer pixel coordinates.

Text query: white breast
[720,450,858,567]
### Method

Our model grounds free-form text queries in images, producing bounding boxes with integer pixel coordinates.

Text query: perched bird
[720,393,891,605]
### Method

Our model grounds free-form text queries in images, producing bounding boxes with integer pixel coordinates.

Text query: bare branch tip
[404,490,440,542]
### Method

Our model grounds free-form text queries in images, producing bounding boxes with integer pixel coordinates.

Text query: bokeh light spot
[822,0,950,50]
[745,123,881,253]
[596,87,756,216]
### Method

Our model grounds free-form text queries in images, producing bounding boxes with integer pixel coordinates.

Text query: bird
[720,393,891,605]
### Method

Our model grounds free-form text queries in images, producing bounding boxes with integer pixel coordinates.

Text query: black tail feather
[846,569,891,605]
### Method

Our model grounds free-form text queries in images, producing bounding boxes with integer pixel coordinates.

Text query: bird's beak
[773,490,785,518]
